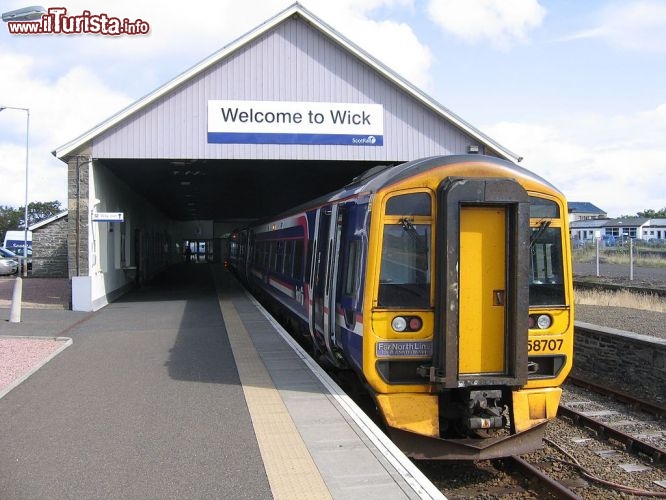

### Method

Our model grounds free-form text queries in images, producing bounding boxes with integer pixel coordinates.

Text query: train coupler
[466,390,505,430]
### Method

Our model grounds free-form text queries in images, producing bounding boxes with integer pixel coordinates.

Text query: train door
[459,206,506,374]
[309,204,345,366]
[431,178,530,388]
[310,207,331,347]
[324,205,342,354]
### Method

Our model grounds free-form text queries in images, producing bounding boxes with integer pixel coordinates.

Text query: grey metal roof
[568,202,606,214]
[569,219,609,228]
[603,217,650,227]
[53,2,520,163]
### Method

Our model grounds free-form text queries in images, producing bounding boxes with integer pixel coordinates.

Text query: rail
[505,456,583,499]
[557,405,665,463]
[567,374,666,419]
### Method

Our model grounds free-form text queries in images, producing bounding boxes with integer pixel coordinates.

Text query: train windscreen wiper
[530,220,551,248]
[400,218,428,254]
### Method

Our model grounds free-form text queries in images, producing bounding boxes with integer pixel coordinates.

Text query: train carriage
[228,154,573,460]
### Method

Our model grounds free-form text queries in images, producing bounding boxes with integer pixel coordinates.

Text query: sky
[0,0,665,218]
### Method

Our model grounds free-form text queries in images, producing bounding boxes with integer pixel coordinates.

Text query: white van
[3,230,32,249]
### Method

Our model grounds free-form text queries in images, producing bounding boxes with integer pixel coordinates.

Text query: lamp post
[0,105,30,277]
[2,6,46,22]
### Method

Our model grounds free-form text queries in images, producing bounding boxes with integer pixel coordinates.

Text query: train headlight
[391,316,423,332]
[528,314,553,329]
[536,314,552,329]
[391,316,408,332]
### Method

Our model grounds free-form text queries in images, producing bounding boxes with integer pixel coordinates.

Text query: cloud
[426,0,546,49]
[0,0,433,208]
[562,1,666,53]
[483,104,666,217]
[305,2,432,88]
[0,48,132,207]
[1,1,431,88]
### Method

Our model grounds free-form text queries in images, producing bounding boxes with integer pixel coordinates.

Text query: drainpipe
[76,155,81,277]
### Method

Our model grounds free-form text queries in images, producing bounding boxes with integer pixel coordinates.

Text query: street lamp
[1,7,43,278]
[0,105,30,277]
[1,6,46,22]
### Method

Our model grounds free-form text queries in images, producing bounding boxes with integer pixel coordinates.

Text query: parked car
[5,245,32,270]
[0,247,19,276]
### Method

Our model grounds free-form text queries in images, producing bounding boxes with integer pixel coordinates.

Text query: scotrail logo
[352,135,379,145]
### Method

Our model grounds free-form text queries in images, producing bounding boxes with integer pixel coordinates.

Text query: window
[378,224,430,308]
[378,192,432,308]
[529,226,565,305]
[284,240,294,277]
[385,192,431,216]
[343,240,361,296]
[529,197,559,218]
[293,240,304,280]
[274,241,285,273]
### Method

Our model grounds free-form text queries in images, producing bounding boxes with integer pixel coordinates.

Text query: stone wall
[573,321,666,402]
[67,154,91,278]
[32,215,68,278]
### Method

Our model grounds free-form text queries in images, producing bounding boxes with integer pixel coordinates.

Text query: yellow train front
[360,155,573,460]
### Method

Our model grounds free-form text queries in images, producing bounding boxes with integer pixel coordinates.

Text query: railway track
[417,456,582,499]
[548,378,666,498]
[558,404,665,464]
[503,456,582,499]
[567,374,666,420]
[561,375,666,463]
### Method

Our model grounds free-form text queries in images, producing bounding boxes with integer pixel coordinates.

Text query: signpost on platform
[92,212,124,222]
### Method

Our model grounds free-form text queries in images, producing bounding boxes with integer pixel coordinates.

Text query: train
[227,154,574,460]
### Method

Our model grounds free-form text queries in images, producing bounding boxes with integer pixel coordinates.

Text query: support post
[9,277,22,323]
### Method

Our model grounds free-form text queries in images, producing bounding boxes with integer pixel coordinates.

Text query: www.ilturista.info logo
[6,7,150,36]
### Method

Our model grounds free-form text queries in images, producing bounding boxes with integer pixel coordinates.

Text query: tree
[0,205,23,243]
[0,200,63,243]
[25,200,63,227]
[636,208,666,218]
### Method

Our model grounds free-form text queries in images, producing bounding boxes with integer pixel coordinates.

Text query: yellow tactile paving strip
[217,291,332,500]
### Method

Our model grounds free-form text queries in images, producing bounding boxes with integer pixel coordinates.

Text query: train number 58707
[528,339,563,352]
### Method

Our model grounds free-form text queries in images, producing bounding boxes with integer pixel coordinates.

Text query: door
[308,204,344,364]
[458,206,506,375]
[310,207,331,345]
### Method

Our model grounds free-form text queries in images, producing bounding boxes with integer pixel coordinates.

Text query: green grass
[572,245,666,268]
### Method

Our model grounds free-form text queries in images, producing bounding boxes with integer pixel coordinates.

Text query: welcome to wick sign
[207,100,384,146]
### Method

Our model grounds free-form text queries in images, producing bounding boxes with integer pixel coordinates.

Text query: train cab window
[530,226,565,305]
[386,192,432,216]
[378,192,432,308]
[529,197,560,218]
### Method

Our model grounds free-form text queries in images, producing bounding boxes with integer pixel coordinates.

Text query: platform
[0,264,442,499]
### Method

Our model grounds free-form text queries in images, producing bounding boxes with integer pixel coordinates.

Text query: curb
[0,302,69,310]
[0,336,73,400]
